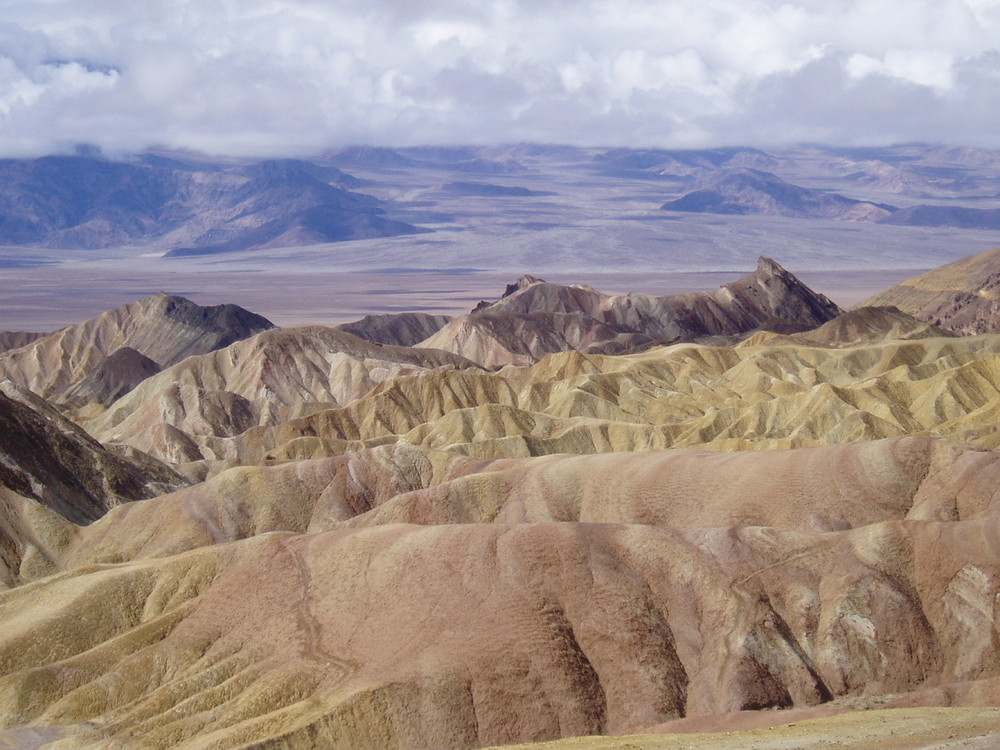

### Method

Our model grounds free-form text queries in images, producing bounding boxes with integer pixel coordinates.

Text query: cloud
[1,0,999,156]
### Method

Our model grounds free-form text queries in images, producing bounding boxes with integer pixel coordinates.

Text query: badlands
[2,253,1000,749]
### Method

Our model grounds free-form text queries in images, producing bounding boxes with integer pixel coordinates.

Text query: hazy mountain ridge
[4,143,1000,270]
[659,165,1000,229]
[661,168,895,220]
[0,155,426,254]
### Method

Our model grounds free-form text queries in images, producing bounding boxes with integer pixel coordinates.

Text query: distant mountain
[834,160,966,197]
[594,147,778,178]
[0,155,426,253]
[438,182,555,197]
[862,246,1000,335]
[661,169,894,220]
[0,156,174,247]
[661,167,1000,230]
[324,145,528,175]
[319,146,418,169]
[0,293,274,401]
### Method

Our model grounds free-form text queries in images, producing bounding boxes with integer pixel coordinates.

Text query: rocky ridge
[420,257,842,367]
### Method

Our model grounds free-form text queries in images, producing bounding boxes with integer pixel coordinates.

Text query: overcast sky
[2,0,1000,157]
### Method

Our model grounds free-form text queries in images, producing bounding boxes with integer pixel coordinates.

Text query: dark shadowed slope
[336,312,452,347]
[0,332,48,354]
[62,347,163,407]
[0,383,186,524]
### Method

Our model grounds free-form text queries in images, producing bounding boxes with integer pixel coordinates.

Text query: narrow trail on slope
[277,538,356,683]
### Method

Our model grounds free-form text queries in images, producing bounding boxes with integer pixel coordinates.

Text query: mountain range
[660,167,1000,228]
[0,155,426,254]
[4,250,1000,748]
[4,143,1000,268]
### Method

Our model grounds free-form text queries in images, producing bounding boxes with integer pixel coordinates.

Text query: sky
[2,0,1000,157]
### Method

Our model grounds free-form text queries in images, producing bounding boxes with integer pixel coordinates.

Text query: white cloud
[846,49,955,90]
[0,0,999,156]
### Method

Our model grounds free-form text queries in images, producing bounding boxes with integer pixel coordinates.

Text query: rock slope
[223,329,1000,464]
[862,246,1000,335]
[0,383,186,525]
[83,326,479,465]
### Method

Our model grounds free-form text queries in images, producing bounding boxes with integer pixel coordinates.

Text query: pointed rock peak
[724,257,842,327]
[472,274,548,313]
[748,257,825,297]
[503,274,546,298]
[754,256,791,279]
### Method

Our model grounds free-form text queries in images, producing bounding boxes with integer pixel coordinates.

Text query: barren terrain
[2,146,1000,750]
